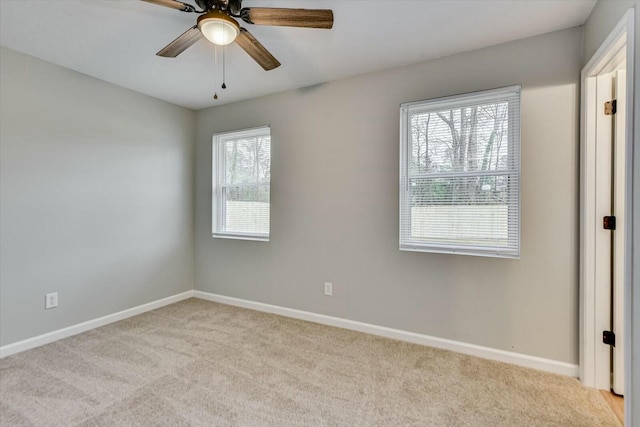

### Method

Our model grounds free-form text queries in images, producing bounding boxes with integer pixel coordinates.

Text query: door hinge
[604,99,617,115]
[603,330,616,346]
[603,215,616,230]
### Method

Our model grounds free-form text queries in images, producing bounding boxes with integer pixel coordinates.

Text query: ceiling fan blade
[240,8,333,29]
[235,28,281,71]
[156,26,202,57]
[141,0,196,12]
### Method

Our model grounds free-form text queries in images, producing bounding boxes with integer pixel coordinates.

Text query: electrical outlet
[324,282,333,296]
[45,292,58,309]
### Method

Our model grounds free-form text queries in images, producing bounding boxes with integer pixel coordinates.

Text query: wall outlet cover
[324,282,333,296]
[45,292,58,309]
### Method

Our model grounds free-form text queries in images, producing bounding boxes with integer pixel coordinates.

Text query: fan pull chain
[213,46,219,100]
[222,44,227,89]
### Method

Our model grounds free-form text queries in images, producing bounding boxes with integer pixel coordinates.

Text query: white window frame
[399,86,521,258]
[212,125,271,242]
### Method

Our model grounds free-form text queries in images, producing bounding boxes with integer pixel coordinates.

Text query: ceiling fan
[142,0,334,71]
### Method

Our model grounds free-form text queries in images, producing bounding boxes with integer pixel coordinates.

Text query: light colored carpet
[0,298,620,426]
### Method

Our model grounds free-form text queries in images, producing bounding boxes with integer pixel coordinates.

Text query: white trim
[0,288,578,377]
[212,124,271,139]
[621,9,635,426]
[212,233,269,242]
[580,9,635,393]
[583,15,630,76]
[0,291,194,358]
[612,68,627,395]
[193,291,579,377]
[400,85,522,110]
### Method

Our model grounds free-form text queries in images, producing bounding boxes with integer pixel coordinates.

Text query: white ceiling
[0,0,596,110]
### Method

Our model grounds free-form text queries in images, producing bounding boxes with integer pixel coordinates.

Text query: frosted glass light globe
[198,11,240,46]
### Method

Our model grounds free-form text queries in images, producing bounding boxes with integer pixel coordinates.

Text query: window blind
[399,86,520,258]
[212,126,271,241]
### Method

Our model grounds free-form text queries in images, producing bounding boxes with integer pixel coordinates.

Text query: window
[399,86,520,258]
[212,126,270,241]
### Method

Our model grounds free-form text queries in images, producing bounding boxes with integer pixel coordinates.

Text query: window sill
[400,243,519,259]
[212,233,269,242]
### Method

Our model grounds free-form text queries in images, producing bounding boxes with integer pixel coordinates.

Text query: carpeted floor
[0,298,621,426]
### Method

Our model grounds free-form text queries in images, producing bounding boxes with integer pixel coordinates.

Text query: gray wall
[0,47,195,346]
[583,1,639,423]
[195,28,582,364]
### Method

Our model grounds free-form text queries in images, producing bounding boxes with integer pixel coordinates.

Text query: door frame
[580,8,634,397]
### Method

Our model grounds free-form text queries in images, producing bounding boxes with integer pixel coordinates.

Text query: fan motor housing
[195,0,242,14]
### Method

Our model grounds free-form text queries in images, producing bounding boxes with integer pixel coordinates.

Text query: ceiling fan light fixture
[197,10,240,46]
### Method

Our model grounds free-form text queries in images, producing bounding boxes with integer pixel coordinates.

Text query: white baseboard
[1,289,579,378]
[194,291,579,378]
[0,290,195,358]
